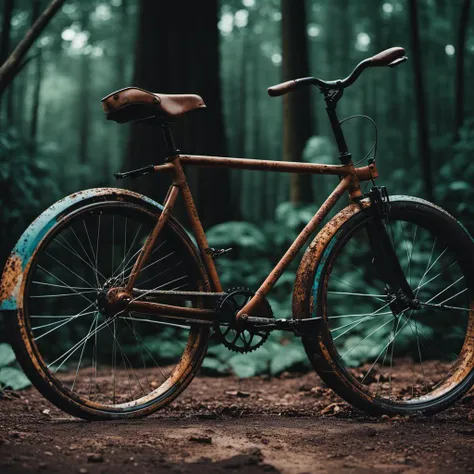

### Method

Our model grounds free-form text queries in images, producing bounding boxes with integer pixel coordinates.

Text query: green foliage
[202,333,309,378]
[0,343,31,391]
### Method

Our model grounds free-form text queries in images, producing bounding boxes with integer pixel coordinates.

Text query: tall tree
[408,0,433,201]
[455,0,471,137]
[126,0,232,228]
[78,7,90,168]
[0,0,14,66]
[30,0,43,154]
[0,0,14,116]
[281,0,312,204]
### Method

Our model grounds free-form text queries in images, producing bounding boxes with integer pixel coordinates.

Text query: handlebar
[267,47,407,97]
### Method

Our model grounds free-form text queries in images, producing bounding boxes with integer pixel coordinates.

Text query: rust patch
[0,254,23,305]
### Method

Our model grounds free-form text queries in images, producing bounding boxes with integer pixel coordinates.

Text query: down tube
[237,175,352,318]
[125,185,180,291]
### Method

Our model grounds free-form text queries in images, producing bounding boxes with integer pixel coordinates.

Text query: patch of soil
[1,369,474,473]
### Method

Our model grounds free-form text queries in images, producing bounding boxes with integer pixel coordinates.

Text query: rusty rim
[19,201,208,413]
[317,207,474,406]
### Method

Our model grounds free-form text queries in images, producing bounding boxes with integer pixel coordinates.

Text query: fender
[292,198,371,321]
[0,188,167,311]
[291,194,464,321]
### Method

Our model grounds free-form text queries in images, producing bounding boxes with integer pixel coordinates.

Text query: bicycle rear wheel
[8,198,210,420]
[299,197,474,415]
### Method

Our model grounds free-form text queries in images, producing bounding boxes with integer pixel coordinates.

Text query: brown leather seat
[101,87,206,123]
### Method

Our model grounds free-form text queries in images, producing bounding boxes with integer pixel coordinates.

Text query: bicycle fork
[365,186,420,315]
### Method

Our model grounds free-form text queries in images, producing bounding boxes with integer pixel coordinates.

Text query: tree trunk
[281,0,313,204]
[0,0,65,94]
[29,0,43,155]
[0,0,14,116]
[408,0,433,201]
[78,10,90,169]
[126,0,231,228]
[455,0,471,137]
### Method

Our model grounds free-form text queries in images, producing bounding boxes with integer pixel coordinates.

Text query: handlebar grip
[370,47,406,67]
[267,80,298,97]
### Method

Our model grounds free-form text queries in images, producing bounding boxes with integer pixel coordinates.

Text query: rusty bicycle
[2,47,474,420]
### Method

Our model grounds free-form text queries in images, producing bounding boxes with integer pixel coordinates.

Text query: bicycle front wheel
[8,197,210,420]
[300,197,474,416]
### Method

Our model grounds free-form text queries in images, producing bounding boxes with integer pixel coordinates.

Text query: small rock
[87,453,104,463]
[39,462,48,469]
[42,409,51,416]
[321,403,341,415]
[79,469,88,474]
[225,390,251,398]
[189,435,212,444]
[380,414,391,422]
[44,452,53,457]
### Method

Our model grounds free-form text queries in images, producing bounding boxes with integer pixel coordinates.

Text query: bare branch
[0,0,66,95]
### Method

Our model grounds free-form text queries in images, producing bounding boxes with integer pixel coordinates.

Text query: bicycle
[2,46,473,420]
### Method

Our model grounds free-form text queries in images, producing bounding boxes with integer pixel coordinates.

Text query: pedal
[205,248,232,259]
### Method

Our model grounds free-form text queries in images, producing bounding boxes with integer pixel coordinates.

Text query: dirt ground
[1,370,474,474]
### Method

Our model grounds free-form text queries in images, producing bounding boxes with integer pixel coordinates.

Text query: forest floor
[1,369,474,474]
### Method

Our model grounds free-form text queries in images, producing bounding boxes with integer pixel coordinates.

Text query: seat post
[161,123,180,159]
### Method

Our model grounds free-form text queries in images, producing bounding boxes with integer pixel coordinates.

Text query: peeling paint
[0,188,164,311]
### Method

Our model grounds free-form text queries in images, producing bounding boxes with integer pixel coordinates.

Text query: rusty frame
[118,153,379,323]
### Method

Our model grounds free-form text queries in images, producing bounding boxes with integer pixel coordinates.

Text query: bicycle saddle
[102,87,206,123]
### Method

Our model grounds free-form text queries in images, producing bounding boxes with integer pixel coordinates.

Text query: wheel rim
[22,202,207,412]
[318,209,474,406]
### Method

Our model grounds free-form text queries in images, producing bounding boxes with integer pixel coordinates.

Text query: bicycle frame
[117,152,379,323]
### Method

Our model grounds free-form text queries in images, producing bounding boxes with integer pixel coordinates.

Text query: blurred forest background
[0,0,473,383]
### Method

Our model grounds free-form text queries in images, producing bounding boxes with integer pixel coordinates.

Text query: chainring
[214,288,273,353]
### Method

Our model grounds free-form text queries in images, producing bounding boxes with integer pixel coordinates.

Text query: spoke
[332,299,396,341]
[35,302,96,341]
[328,291,387,299]
[388,315,403,399]
[102,320,147,398]
[122,318,169,382]
[32,281,91,291]
[440,288,468,306]
[95,213,101,287]
[32,311,95,330]
[331,274,384,301]
[342,317,394,359]
[55,234,106,284]
[48,314,110,372]
[110,225,147,280]
[361,312,411,384]
[136,261,183,288]
[417,246,448,293]
[71,314,98,392]
[122,217,127,283]
[125,251,176,281]
[421,302,471,313]
[411,319,428,394]
[31,311,97,319]
[331,312,392,334]
[30,290,97,298]
[415,237,437,295]
[424,276,464,305]
[401,313,458,364]
[112,319,117,404]
[120,315,191,330]
[68,226,97,270]
[37,266,94,305]
[83,220,99,286]
[413,261,458,294]
[328,311,392,320]
[44,253,96,291]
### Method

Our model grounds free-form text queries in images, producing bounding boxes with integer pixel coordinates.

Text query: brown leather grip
[370,47,405,67]
[268,80,298,97]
